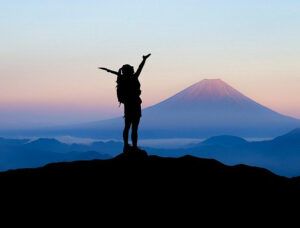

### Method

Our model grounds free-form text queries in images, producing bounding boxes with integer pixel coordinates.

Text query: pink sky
[1,1,300,128]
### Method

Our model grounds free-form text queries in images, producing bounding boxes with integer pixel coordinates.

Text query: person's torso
[124,77,142,104]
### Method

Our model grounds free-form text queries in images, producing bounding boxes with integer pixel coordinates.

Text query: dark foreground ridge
[2,149,300,220]
[1,150,300,197]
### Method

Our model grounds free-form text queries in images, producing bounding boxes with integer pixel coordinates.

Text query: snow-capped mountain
[138,79,300,137]
[28,79,300,138]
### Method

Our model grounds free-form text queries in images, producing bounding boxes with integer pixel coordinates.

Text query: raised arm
[98,67,119,76]
[135,54,151,78]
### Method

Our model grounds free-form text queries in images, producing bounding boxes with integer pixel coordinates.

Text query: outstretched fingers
[143,53,151,60]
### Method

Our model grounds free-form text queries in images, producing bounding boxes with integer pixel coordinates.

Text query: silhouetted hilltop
[201,135,248,146]
[273,128,300,145]
[1,151,299,199]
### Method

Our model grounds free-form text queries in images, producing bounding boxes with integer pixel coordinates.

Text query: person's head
[120,64,134,76]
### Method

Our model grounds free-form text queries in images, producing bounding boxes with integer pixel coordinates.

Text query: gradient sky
[1,0,300,128]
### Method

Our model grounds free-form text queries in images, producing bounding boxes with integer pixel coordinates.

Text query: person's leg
[123,117,132,148]
[131,117,140,148]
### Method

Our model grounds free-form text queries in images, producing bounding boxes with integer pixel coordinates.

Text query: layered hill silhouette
[147,128,300,176]
[1,129,300,176]
[0,137,113,171]
[49,79,300,138]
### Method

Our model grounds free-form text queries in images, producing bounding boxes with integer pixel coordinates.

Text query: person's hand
[99,67,108,71]
[143,53,151,60]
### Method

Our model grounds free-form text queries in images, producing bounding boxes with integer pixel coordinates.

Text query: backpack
[116,75,142,105]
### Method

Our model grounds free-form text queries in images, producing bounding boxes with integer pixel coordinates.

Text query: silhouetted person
[99,54,151,153]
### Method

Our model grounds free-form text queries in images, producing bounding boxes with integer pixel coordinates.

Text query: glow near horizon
[1,0,300,128]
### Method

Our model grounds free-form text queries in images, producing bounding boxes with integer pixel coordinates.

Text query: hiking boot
[123,144,133,153]
[132,146,148,156]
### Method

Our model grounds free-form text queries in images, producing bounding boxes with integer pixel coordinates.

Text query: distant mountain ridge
[0,138,115,171]
[273,128,300,144]
[0,129,300,176]
[53,79,300,139]
[201,135,248,146]
[146,128,300,176]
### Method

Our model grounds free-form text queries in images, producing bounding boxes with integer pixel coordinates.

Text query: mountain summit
[151,79,263,108]
[164,79,248,102]
[47,79,300,138]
